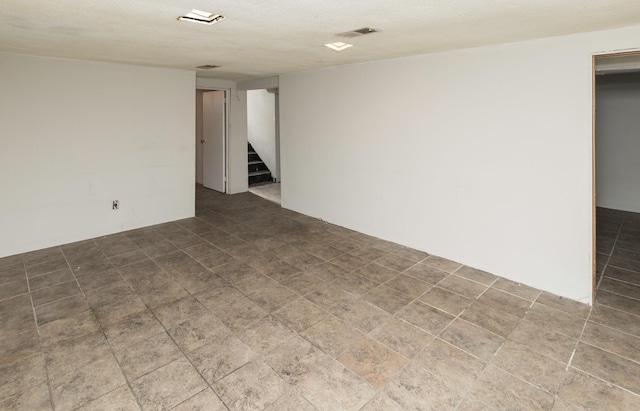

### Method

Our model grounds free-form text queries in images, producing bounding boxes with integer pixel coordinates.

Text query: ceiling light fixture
[196,65,220,69]
[324,42,353,52]
[178,9,225,25]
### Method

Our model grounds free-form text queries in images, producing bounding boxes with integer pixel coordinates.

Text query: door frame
[591,50,640,304]
[197,87,230,193]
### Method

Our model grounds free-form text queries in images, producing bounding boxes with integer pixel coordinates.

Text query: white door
[202,91,226,192]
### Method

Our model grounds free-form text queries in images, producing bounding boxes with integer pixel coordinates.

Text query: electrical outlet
[112,200,119,210]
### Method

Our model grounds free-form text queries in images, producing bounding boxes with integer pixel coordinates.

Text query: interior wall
[596,73,640,213]
[280,24,640,303]
[247,89,278,180]
[195,89,204,185]
[0,53,195,258]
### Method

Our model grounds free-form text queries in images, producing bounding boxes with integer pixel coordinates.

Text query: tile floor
[248,183,281,205]
[2,189,640,410]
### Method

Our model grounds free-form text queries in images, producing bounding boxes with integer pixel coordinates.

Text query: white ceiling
[2,0,640,81]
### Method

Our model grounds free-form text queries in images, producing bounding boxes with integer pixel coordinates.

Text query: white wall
[196,79,248,194]
[596,75,640,213]
[195,89,204,185]
[0,53,195,258]
[247,90,278,180]
[280,25,640,303]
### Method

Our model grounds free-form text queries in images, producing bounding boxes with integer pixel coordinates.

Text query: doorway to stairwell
[247,88,281,204]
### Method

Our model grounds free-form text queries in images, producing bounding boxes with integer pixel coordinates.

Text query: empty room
[2,1,640,410]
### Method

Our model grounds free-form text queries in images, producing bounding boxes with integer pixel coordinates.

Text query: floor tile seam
[597,215,626,292]
[582,318,640,342]
[453,395,497,411]
[599,272,640,287]
[111,295,221,406]
[413,341,494,410]
[414,294,499,364]
[484,356,566,398]
[595,297,640,317]
[596,285,640,302]
[22,254,64,270]
[573,336,640,368]
[565,364,640,399]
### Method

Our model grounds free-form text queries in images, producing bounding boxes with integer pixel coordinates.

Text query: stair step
[249,170,271,177]
[248,151,257,155]
[248,160,263,165]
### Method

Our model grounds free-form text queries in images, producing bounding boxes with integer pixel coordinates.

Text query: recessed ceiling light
[178,9,225,25]
[324,42,353,52]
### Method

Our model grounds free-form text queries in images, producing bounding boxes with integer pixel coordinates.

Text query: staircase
[248,143,273,186]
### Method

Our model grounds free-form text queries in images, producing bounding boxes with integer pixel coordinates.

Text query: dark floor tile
[298,360,377,411]
[27,268,74,291]
[0,354,48,403]
[35,294,90,326]
[214,359,289,411]
[130,357,207,411]
[438,274,487,299]
[414,338,485,392]
[337,336,408,388]
[439,318,505,361]
[26,258,68,277]
[419,286,472,316]
[0,278,28,301]
[361,285,413,314]
[396,301,455,335]
[524,302,586,339]
[384,362,463,410]
[508,319,576,364]
[581,321,640,364]
[31,281,81,307]
[23,247,63,267]
[572,342,640,395]
[558,369,640,410]
[589,302,640,338]
[403,263,450,285]
[596,289,640,316]
[0,329,40,367]
[469,365,554,410]
[536,291,590,318]
[460,301,520,338]
[383,274,432,299]
[114,332,183,382]
[476,288,532,318]
[492,341,566,394]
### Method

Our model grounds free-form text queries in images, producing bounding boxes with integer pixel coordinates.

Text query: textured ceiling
[2,0,640,81]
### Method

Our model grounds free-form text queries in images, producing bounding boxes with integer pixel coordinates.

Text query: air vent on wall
[336,27,381,38]
[196,65,220,69]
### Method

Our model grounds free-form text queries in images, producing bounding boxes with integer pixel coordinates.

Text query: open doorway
[247,88,281,204]
[593,52,640,304]
[196,89,227,193]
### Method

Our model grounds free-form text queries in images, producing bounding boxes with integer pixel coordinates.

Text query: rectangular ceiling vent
[336,27,381,38]
[178,10,225,25]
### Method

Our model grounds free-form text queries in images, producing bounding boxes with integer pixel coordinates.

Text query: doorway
[593,52,640,304]
[196,89,227,193]
[247,88,281,204]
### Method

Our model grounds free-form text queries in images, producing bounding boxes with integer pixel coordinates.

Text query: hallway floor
[248,182,281,205]
[2,190,640,410]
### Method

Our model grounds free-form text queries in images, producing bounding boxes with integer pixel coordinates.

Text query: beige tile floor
[2,189,640,410]
[248,183,281,205]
